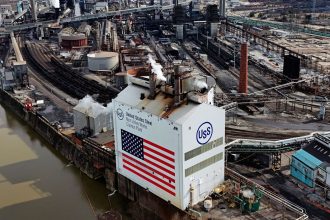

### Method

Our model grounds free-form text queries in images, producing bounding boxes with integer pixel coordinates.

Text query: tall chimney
[148,66,156,100]
[174,65,182,105]
[30,0,37,22]
[219,0,226,18]
[239,42,248,94]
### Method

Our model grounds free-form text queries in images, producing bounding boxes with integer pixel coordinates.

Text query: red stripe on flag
[123,159,175,189]
[144,145,175,163]
[144,139,175,156]
[144,158,175,176]
[123,165,176,196]
[123,153,175,183]
[144,152,175,169]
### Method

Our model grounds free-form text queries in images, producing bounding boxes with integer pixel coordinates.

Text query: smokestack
[30,0,37,21]
[174,65,182,105]
[219,0,226,18]
[148,65,156,100]
[55,8,60,19]
[238,42,248,94]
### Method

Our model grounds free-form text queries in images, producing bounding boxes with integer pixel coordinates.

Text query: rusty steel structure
[225,22,313,68]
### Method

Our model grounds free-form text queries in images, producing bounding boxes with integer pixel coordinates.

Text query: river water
[0,104,128,220]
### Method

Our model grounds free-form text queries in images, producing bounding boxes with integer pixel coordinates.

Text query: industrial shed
[291,135,330,188]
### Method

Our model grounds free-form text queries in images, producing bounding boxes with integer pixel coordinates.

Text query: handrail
[226,131,330,154]
[225,168,308,219]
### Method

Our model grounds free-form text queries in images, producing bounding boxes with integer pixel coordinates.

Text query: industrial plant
[0,0,329,219]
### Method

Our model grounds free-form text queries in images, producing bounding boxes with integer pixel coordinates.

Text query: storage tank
[60,33,87,49]
[87,51,119,72]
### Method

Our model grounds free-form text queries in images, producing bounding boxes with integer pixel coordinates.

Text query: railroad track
[24,41,120,103]
[194,36,277,93]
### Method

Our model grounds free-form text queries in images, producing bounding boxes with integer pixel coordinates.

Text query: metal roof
[304,140,330,164]
[114,83,214,124]
[293,149,322,169]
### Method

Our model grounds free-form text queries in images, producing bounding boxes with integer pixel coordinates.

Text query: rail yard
[0,0,330,220]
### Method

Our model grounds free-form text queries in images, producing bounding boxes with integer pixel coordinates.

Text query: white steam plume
[75,95,108,117]
[194,80,208,91]
[51,0,60,9]
[147,54,166,81]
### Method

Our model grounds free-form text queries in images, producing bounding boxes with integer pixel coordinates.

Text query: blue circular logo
[116,108,124,120]
[196,122,213,145]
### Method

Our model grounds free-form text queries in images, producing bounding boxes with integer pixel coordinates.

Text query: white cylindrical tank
[87,51,119,72]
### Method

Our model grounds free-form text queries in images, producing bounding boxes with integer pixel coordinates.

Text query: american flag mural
[121,129,176,196]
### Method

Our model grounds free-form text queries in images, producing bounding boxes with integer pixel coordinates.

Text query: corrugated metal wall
[290,156,316,187]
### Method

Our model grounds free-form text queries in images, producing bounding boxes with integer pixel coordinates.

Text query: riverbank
[0,103,113,219]
[0,88,191,220]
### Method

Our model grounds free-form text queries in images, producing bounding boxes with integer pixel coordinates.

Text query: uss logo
[196,122,213,145]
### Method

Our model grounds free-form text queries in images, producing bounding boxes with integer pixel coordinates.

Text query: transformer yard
[0,0,330,220]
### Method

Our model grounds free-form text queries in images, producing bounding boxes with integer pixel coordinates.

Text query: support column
[271,152,281,171]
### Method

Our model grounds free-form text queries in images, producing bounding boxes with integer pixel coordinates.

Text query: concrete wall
[0,89,104,179]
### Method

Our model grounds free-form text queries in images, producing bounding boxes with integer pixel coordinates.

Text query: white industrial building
[113,63,225,210]
[95,2,108,12]
[291,134,330,190]
[73,95,113,136]
[0,4,12,15]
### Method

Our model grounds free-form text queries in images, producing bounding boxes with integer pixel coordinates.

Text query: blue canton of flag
[121,129,144,160]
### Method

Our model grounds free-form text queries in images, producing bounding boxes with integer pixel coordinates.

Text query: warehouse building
[291,134,330,188]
